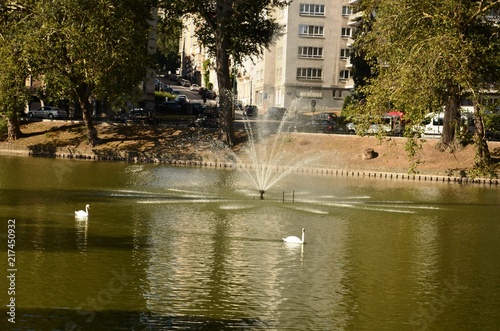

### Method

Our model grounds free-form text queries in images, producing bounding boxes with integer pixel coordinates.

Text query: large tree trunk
[214,1,235,147]
[6,113,23,141]
[76,83,99,147]
[472,99,492,172]
[438,85,462,152]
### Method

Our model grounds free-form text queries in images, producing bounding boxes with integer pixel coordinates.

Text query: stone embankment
[0,141,498,186]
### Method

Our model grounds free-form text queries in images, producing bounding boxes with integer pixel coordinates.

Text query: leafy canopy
[31,0,156,105]
[162,0,288,67]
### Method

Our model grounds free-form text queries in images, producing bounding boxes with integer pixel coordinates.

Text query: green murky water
[0,155,499,330]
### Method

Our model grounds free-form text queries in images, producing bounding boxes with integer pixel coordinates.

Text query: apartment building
[179,1,356,114]
[237,0,355,114]
[179,16,206,85]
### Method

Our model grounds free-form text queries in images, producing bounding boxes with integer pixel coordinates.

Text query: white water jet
[237,106,321,199]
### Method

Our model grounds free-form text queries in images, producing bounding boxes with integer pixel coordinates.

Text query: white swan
[75,204,90,218]
[283,228,305,244]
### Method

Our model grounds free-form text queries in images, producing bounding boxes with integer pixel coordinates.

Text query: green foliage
[154,91,175,102]
[163,0,288,64]
[156,16,182,72]
[0,116,7,136]
[350,5,377,101]
[32,0,155,103]
[155,91,170,99]
[162,0,290,145]
[202,60,212,87]
[404,137,424,174]
[484,113,500,131]
[354,0,500,173]
[0,2,34,118]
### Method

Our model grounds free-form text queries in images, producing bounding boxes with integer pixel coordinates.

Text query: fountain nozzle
[259,190,265,200]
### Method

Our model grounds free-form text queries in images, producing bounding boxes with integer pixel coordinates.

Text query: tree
[156,16,182,73]
[162,0,288,146]
[0,1,34,141]
[349,1,377,103]
[354,0,500,175]
[30,0,155,146]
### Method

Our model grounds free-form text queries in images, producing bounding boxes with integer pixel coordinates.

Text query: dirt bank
[1,121,500,179]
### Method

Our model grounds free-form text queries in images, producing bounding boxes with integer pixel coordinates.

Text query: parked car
[115,108,158,125]
[178,79,191,87]
[198,87,207,95]
[243,105,258,117]
[28,106,67,119]
[208,90,217,99]
[191,112,219,128]
[156,101,182,114]
[190,84,200,91]
[205,90,217,100]
[190,102,206,116]
[295,119,342,134]
[414,111,472,138]
[129,108,158,125]
[313,112,338,122]
[486,128,500,141]
[234,100,243,110]
[264,107,287,120]
[174,94,189,104]
[347,114,404,136]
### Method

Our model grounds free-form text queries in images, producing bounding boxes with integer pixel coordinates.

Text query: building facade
[237,0,355,114]
[179,1,356,114]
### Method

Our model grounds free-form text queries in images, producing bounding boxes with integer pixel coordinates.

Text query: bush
[484,113,500,131]
[0,117,7,136]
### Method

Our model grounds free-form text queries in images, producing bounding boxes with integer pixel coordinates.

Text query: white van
[419,111,474,138]
[346,113,404,136]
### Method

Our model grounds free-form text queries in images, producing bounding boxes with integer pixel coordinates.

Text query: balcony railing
[348,11,362,26]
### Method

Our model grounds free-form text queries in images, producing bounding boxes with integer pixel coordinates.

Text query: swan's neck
[301,232,305,243]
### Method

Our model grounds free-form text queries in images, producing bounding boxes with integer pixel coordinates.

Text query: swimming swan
[75,204,90,218]
[282,228,305,244]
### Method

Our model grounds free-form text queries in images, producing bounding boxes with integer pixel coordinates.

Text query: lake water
[0,155,499,330]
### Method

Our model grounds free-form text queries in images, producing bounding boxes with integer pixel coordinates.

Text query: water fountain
[232,101,321,200]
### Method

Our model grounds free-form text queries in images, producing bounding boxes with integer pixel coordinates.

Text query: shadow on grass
[22,122,84,138]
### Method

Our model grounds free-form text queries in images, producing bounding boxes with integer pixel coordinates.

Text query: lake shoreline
[1,120,499,186]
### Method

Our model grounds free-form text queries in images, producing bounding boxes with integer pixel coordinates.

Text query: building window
[298,46,324,59]
[339,70,351,80]
[299,25,324,37]
[342,6,353,16]
[297,67,323,80]
[341,27,352,37]
[340,48,350,59]
[299,4,325,16]
[277,46,283,59]
[275,87,283,106]
[256,69,264,82]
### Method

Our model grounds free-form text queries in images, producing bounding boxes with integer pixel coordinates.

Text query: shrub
[0,116,7,136]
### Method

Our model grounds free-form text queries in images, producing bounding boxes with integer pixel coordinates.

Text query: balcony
[348,11,362,26]
[345,81,355,90]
